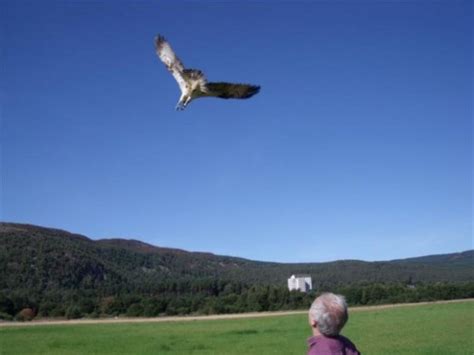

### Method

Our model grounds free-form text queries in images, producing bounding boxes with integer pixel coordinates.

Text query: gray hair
[309,293,348,336]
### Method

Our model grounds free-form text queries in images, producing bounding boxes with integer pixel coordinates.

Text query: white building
[287,274,312,292]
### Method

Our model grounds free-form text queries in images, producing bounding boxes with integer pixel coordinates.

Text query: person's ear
[311,319,317,328]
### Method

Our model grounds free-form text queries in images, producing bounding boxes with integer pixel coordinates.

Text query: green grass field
[0,301,472,354]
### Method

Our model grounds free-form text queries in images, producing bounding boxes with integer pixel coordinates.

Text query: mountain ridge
[1,222,472,285]
[5,222,470,264]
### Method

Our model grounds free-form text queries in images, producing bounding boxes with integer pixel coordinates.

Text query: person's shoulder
[338,334,357,347]
[338,335,360,354]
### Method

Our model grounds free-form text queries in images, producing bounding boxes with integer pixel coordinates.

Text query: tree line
[1,281,473,321]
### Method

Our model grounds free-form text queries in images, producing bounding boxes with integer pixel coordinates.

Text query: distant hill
[391,250,473,267]
[0,222,472,319]
[1,222,472,287]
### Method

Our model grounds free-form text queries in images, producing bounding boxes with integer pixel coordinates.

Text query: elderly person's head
[308,293,348,336]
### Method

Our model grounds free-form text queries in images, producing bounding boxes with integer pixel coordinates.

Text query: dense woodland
[1,223,473,320]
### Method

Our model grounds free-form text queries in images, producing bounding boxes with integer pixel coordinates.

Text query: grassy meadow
[0,301,472,354]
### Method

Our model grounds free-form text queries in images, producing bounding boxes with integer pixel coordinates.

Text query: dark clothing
[307,334,360,355]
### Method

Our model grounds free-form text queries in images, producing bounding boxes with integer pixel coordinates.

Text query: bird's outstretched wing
[155,35,187,93]
[204,82,260,99]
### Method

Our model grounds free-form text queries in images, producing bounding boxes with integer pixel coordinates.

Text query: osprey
[155,35,260,110]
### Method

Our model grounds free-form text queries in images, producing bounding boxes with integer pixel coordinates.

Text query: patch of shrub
[49,306,66,318]
[126,303,144,317]
[65,305,82,319]
[15,308,35,321]
[0,311,13,321]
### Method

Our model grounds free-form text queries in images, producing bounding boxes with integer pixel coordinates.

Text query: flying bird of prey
[155,35,260,110]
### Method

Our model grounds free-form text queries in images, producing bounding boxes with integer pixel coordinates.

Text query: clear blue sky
[1,1,472,262]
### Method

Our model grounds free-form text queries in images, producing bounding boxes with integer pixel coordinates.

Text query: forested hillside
[1,223,472,320]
